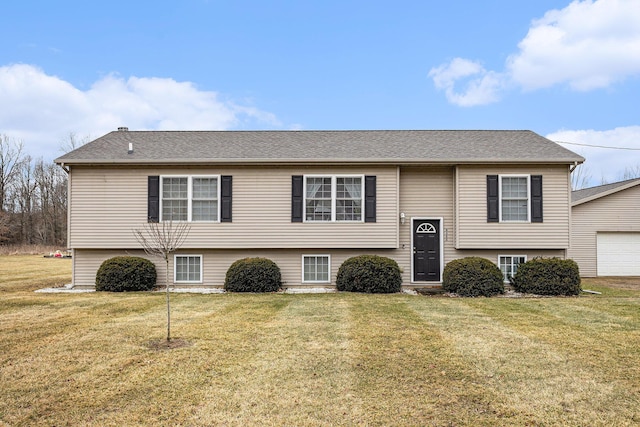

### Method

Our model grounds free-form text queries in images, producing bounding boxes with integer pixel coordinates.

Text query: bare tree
[0,133,72,247]
[0,211,10,243]
[15,156,37,244]
[571,163,592,190]
[34,159,68,245]
[59,132,91,154]
[0,134,26,213]
[620,164,640,181]
[133,221,190,342]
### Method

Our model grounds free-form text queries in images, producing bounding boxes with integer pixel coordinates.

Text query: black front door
[413,219,441,282]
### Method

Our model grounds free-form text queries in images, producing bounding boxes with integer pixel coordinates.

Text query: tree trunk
[165,258,171,342]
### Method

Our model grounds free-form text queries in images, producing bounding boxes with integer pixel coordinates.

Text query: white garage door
[597,233,640,276]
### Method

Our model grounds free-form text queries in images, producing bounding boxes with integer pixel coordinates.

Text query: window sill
[302,220,365,224]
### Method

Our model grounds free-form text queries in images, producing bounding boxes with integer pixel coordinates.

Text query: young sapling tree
[133,220,190,342]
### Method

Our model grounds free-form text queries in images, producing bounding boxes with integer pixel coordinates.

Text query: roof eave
[55,157,585,167]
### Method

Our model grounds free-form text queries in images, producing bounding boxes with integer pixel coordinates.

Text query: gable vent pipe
[128,142,134,154]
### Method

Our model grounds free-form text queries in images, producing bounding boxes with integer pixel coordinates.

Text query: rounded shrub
[336,255,402,293]
[95,256,157,292]
[442,257,504,297]
[511,257,581,296]
[224,257,282,292]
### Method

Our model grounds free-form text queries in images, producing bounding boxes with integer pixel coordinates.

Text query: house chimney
[118,126,129,132]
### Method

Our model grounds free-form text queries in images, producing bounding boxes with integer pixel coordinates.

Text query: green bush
[442,257,504,297]
[224,257,282,292]
[336,255,402,293]
[511,257,581,296]
[95,256,157,292]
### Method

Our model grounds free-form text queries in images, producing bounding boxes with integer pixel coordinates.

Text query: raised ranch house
[570,178,640,277]
[55,129,584,290]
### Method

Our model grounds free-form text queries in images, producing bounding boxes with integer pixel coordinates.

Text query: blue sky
[1,0,639,186]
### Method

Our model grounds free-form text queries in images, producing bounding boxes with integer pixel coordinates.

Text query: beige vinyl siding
[449,249,565,263]
[398,166,455,284]
[72,248,402,289]
[569,185,640,277]
[68,166,398,250]
[379,166,564,285]
[73,247,567,289]
[68,163,576,288]
[456,165,571,249]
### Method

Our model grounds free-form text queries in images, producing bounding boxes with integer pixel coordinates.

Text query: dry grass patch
[582,276,640,294]
[0,254,71,292]
[189,295,356,425]
[0,256,638,426]
[406,297,640,426]
[0,293,289,426]
[345,297,513,426]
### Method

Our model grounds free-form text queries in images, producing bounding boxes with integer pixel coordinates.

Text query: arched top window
[416,222,436,233]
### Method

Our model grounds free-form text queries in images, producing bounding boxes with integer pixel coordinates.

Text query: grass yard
[0,256,639,426]
[0,254,72,293]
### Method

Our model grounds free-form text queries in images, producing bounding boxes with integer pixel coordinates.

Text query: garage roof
[572,178,640,206]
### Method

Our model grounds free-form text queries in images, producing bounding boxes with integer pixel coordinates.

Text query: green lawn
[0,256,639,426]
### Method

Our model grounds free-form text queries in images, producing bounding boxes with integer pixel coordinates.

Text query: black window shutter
[220,175,232,222]
[291,175,303,222]
[364,175,376,223]
[531,175,543,223]
[148,176,160,223]
[487,175,499,222]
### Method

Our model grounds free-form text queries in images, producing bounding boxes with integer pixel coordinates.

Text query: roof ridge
[110,129,535,133]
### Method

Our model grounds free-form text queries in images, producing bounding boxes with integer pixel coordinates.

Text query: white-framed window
[336,177,363,221]
[302,255,331,283]
[174,255,203,283]
[499,255,526,282]
[304,175,363,222]
[305,177,332,221]
[161,175,219,222]
[500,175,530,222]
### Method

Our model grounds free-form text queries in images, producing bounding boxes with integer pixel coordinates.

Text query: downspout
[56,161,69,174]
[396,166,400,250]
[569,161,579,173]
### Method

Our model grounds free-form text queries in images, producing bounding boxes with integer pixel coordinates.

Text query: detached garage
[570,178,640,277]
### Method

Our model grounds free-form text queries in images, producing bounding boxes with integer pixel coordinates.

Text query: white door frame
[410,217,444,283]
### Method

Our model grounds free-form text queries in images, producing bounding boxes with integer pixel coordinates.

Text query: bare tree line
[0,133,88,247]
[571,163,640,190]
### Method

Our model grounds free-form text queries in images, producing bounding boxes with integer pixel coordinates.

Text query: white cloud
[547,125,640,186]
[0,64,280,161]
[428,58,504,107]
[430,0,640,104]
[509,0,640,91]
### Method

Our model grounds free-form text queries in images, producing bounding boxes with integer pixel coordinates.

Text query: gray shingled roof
[55,129,584,165]
[572,177,640,205]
